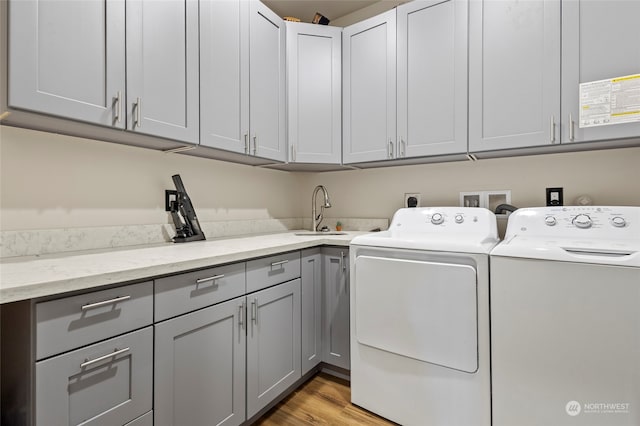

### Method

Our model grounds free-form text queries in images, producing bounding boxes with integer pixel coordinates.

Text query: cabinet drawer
[246,251,301,293]
[36,282,153,360]
[36,327,153,426]
[155,262,246,322]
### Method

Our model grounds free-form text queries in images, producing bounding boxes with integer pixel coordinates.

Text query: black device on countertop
[165,174,206,243]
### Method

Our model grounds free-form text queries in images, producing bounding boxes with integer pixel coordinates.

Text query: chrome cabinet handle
[550,115,556,143]
[388,139,394,158]
[80,347,130,369]
[113,91,122,124]
[134,97,142,128]
[569,113,575,141]
[340,251,346,272]
[244,133,249,154]
[251,298,257,324]
[253,135,257,155]
[291,145,296,162]
[401,138,406,157]
[81,295,130,311]
[270,259,289,267]
[239,302,244,327]
[196,274,224,284]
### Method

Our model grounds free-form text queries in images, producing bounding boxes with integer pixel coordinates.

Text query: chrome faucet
[311,185,331,232]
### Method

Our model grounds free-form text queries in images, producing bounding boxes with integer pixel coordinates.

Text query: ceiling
[261,0,379,24]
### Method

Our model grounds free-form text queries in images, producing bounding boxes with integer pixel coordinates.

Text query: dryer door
[354,255,478,373]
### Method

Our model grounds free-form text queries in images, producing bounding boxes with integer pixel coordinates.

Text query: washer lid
[351,207,499,254]
[492,206,640,266]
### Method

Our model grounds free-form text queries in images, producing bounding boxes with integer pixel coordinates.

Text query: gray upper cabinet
[200,0,250,154]
[468,0,561,152]
[246,279,301,418]
[286,23,342,164]
[322,248,350,370]
[343,9,397,164]
[301,248,323,375]
[249,0,286,162]
[126,0,199,144]
[561,0,640,144]
[200,0,285,161]
[8,0,126,128]
[155,297,246,426]
[396,0,468,158]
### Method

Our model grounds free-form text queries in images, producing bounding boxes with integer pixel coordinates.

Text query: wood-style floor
[254,373,396,425]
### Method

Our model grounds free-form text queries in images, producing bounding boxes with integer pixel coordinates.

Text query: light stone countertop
[0,231,367,304]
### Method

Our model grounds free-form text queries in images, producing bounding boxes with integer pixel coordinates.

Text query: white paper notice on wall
[579,74,640,128]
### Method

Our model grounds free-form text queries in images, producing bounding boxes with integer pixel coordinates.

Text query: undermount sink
[294,231,347,236]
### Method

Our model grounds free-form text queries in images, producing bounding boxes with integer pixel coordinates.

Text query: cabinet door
[249,1,286,161]
[561,0,640,143]
[301,248,323,375]
[246,279,301,418]
[322,248,350,370]
[8,0,126,128]
[286,23,342,164]
[200,0,250,154]
[468,0,561,152]
[397,0,468,158]
[155,297,246,426]
[126,0,199,143]
[343,9,397,164]
[36,327,152,426]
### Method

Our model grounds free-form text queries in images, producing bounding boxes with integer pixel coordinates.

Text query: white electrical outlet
[404,193,421,208]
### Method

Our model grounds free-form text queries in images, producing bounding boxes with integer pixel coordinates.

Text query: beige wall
[0,126,303,231]
[1,126,639,232]
[298,147,640,223]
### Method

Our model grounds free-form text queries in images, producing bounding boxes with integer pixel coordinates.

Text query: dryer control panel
[504,206,640,240]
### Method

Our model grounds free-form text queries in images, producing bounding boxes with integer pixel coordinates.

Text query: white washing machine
[491,206,640,426]
[349,207,498,426]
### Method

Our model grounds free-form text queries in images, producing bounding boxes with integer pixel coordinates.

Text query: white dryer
[350,207,498,426]
[491,206,640,426]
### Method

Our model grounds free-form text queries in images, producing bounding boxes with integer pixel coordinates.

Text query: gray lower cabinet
[246,278,301,418]
[154,296,246,426]
[322,248,350,370]
[301,248,323,374]
[35,327,153,426]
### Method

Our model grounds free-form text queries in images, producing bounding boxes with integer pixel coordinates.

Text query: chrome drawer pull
[81,295,131,311]
[251,298,258,324]
[113,91,122,123]
[239,302,245,327]
[270,260,289,267]
[196,274,225,284]
[80,347,130,369]
[134,97,142,128]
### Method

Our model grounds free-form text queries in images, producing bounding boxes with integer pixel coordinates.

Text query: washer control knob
[611,216,627,228]
[572,214,592,229]
[544,216,557,226]
[431,213,444,225]
[454,214,464,224]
